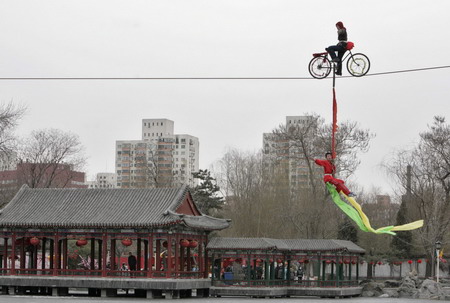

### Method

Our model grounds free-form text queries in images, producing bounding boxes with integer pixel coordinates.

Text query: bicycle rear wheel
[346,53,370,77]
[308,56,332,79]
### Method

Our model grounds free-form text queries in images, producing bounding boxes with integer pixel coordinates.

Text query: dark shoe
[336,72,342,76]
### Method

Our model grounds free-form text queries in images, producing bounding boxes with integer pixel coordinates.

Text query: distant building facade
[0,162,86,191]
[86,172,118,189]
[116,119,199,188]
[376,195,391,207]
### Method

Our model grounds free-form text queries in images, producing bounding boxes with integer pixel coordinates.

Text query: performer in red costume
[314,152,355,197]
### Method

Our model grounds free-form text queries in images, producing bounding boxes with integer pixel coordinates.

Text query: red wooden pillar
[167,235,172,278]
[90,238,95,271]
[41,238,46,271]
[102,233,107,277]
[33,244,38,270]
[49,239,54,272]
[156,239,161,271]
[137,238,142,271]
[180,246,185,272]
[144,240,148,271]
[203,236,209,279]
[19,238,25,271]
[53,232,59,276]
[10,232,16,275]
[111,238,116,271]
[147,235,153,278]
[98,239,102,270]
[198,238,203,275]
[57,239,62,271]
[3,238,8,270]
[62,238,68,270]
[174,235,179,277]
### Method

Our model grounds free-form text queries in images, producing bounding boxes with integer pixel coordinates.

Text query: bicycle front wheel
[308,56,332,79]
[346,53,370,77]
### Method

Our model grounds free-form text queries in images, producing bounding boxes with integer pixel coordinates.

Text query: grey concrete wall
[0,276,211,290]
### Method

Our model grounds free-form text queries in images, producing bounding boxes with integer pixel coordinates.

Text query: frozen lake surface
[0,296,440,303]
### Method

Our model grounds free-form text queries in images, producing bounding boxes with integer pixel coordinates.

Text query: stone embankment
[361,271,450,300]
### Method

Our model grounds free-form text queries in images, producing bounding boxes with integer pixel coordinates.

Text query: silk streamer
[326,183,424,235]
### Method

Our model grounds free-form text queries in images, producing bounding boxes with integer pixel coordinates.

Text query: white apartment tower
[116,119,199,188]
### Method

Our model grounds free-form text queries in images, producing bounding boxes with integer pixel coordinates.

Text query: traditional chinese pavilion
[0,185,230,299]
[207,237,365,298]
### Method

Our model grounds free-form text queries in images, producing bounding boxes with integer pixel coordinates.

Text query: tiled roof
[207,237,365,254]
[168,211,231,230]
[0,185,230,230]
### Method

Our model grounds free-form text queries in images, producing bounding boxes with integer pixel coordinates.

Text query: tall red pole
[332,87,337,159]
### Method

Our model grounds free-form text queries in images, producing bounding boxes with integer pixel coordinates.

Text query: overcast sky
[1,0,449,196]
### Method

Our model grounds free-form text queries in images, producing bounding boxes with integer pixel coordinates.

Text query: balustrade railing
[212,278,359,288]
[0,267,205,279]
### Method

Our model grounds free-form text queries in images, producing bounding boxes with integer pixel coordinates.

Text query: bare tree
[0,102,26,207]
[17,128,86,188]
[269,114,374,238]
[215,149,275,237]
[383,116,450,276]
[0,101,26,156]
[142,141,174,188]
[216,114,374,239]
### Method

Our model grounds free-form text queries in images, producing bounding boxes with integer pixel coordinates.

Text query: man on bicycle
[326,21,347,76]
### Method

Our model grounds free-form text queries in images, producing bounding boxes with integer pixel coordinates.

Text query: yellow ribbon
[341,192,424,234]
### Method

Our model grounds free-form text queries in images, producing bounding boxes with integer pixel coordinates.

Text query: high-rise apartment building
[116,119,199,188]
[263,116,320,193]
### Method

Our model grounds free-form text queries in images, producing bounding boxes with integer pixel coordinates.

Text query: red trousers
[324,175,351,195]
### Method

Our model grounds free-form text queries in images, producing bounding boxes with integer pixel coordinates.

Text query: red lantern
[369,261,374,265]
[325,260,332,264]
[408,260,413,264]
[76,238,88,247]
[344,259,350,264]
[417,259,422,264]
[30,237,40,246]
[180,239,190,247]
[277,259,283,263]
[304,259,309,264]
[189,240,198,248]
[377,261,382,265]
[121,238,132,246]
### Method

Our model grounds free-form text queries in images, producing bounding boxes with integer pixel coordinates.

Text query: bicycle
[308,42,370,79]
